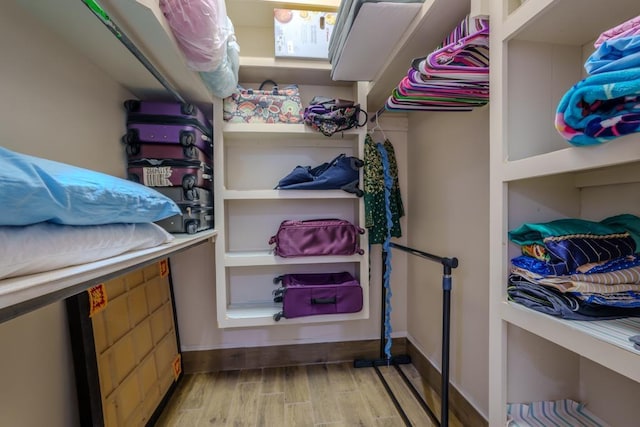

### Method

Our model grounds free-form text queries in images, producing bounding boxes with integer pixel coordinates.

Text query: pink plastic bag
[160,0,231,71]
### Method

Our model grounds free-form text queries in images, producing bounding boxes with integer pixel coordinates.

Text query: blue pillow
[0,146,181,226]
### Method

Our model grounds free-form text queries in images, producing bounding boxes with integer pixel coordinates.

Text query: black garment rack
[355,242,458,427]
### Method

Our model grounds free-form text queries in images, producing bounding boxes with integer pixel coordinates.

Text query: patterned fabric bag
[303,96,368,136]
[223,80,303,123]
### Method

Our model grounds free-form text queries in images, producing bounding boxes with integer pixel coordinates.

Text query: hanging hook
[370,110,388,141]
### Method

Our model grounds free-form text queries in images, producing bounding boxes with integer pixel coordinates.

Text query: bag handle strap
[357,108,369,127]
[259,79,279,94]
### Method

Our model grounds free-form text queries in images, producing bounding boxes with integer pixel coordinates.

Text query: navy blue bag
[275,154,364,196]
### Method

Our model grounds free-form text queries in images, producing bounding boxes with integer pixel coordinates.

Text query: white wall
[405,107,490,417]
[0,2,131,425]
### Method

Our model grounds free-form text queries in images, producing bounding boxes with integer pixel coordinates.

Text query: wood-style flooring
[155,362,463,426]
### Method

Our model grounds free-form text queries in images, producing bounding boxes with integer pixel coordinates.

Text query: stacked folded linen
[555,14,640,146]
[507,214,640,320]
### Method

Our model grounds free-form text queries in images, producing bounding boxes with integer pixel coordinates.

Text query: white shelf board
[18,0,213,105]
[0,230,216,323]
[331,2,422,81]
[224,189,357,200]
[502,302,640,383]
[223,122,360,137]
[239,56,341,86]
[220,302,368,328]
[502,135,640,182]
[224,250,364,267]
[502,0,640,45]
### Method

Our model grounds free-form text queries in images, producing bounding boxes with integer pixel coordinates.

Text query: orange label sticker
[88,284,108,317]
[159,259,169,278]
[172,354,182,381]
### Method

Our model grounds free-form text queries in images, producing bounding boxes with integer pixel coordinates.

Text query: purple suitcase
[126,141,212,163]
[122,100,213,155]
[272,272,363,321]
[127,159,212,190]
[155,205,213,234]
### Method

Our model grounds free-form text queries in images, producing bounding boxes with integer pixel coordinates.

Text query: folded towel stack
[555,15,640,146]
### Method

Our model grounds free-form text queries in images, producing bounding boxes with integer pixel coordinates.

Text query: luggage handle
[312,297,337,305]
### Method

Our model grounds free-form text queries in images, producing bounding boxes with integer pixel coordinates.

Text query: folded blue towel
[555,67,640,145]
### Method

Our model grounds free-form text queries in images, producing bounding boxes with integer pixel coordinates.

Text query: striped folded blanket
[555,68,640,146]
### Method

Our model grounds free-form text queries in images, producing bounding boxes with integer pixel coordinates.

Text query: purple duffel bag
[268,219,365,258]
[272,272,363,321]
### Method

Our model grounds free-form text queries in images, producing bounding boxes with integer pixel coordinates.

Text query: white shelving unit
[489,0,640,425]
[215,1,370,327]
[214,101,370,327]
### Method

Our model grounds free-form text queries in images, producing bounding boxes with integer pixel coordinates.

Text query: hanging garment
[363,135,404,244]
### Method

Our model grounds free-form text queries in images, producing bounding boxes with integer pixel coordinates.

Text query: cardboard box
[274,9,336,60]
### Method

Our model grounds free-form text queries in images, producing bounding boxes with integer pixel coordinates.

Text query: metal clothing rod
[389,243,459,269]
[81,0,186,103]
[390,242,458,427]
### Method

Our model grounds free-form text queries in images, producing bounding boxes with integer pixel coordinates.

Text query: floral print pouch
[222,80,303,123]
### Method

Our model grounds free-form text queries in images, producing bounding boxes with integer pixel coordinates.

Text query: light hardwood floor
[155,362,463,426]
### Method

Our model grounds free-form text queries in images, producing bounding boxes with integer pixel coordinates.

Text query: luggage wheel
[183,145,197,159]
[123,99,141,113]
[180,131,196,147]
[125,143,140,156]
[122,129,139,145]
[180,103,196,116]
[182,174,196,190]
[273,312,283,322]
[185,220,198,234]
[184,188,198,201]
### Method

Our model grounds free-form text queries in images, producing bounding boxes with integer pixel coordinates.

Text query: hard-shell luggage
[127,159,213,190]
[155,205,213,234]
[272,272,363,321]
[126,141,212,162]
[122,100,213,155]
[155,186,213,204]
